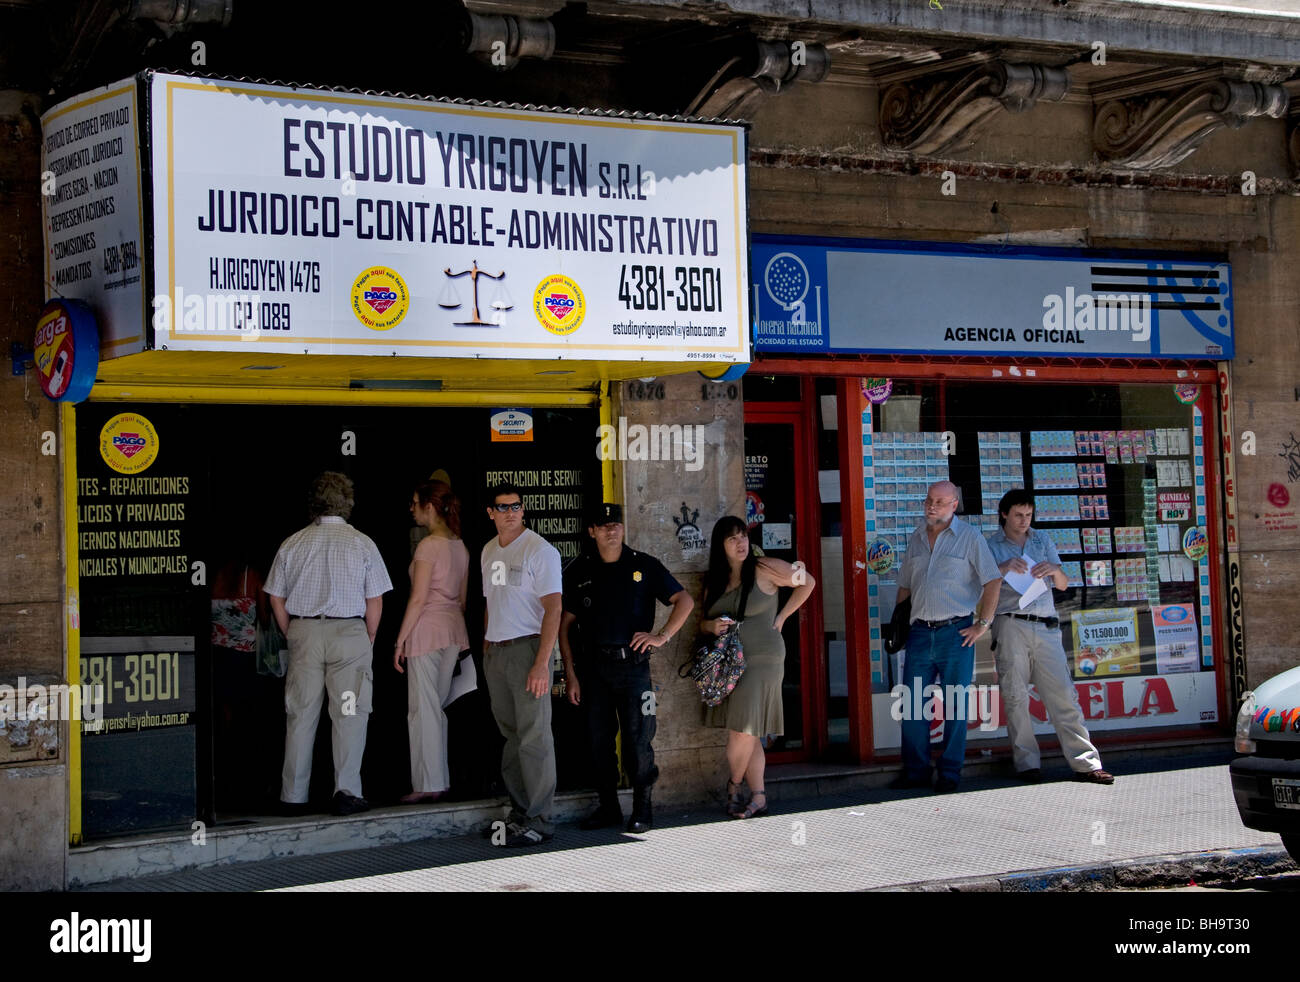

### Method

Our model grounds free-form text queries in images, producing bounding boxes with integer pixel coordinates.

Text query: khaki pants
[407,644,459,793]
[282,618,373,802]
[484,637,555,834]
[993,615,1103,774]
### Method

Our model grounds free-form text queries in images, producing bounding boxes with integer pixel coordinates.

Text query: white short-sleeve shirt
[480,527,563,641]
[264,516,393,617]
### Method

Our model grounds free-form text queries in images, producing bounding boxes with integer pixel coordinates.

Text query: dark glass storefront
[75,401,600,837]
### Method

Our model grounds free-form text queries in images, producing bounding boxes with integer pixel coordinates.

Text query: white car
[1230,665,1300,862]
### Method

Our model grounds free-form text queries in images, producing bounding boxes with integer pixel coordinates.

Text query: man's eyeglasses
[492,502,523,513]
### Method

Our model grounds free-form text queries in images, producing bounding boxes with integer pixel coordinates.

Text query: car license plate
[1272,778,1300,810]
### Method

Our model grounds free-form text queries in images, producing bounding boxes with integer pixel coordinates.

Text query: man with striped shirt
[891,480,1001,793]
[266,472,393,816]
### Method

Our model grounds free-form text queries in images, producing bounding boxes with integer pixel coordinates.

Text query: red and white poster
[1157,491,1191,521]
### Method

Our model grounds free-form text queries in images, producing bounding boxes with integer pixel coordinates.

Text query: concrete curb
[871,846,1298,892]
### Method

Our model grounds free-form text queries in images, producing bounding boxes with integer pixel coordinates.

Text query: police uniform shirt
[562,546,683,647]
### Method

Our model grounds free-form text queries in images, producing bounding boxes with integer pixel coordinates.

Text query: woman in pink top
[394,480,470,803]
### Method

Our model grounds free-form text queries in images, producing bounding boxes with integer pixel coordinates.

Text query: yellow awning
[88,350,731,404]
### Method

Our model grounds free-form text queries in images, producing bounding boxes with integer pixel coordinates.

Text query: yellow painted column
[61,402,82,847]
[599,380,616,502]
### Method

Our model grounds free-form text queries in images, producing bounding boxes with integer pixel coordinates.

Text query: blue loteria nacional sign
[751,236,1233,360]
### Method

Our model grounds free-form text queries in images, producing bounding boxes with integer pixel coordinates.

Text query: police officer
[560,503,693,833]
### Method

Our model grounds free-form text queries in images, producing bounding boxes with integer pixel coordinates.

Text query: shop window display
[865,380,1219,748]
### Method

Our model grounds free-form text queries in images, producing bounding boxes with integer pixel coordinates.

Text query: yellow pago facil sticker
[351,266,410,330]
[100,412,160,475]
[533,274,585,336]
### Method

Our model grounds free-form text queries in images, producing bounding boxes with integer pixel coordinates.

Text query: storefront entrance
[74,401,600,838]
[742,375,833,762]
[743,366,1229,769]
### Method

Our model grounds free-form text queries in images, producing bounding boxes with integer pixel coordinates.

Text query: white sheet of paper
[444,653,478,708]
[819,394,839,431]
[1016,577,1049,609]
[818,470,841,503]
[1003,554,1050,609]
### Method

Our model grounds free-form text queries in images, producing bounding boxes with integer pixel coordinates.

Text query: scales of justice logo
[438,260,514,326]
[762,251,822,332]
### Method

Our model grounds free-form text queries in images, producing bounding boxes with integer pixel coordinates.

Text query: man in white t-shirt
[480,482,564,846]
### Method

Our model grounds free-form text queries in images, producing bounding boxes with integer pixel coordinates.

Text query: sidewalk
[80,749,1290,892]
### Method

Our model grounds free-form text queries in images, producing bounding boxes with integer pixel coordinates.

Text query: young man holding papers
[987,489,1114,785]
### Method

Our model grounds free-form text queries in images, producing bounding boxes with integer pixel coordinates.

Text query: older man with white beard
[890,480,1001,794]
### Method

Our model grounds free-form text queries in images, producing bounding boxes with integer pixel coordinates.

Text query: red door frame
[1198,383,1232,728]
[751,356,1230,762]
[744,391,827,763]
[838,378,875,762]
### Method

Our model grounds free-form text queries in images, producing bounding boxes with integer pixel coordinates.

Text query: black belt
[486,633,540,648]
[290,614,362,620]
[594,644,640,662]
[912,614,971,629]
[1004,612,1060,630]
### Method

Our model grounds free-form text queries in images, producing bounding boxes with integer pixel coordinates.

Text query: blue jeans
[900,616,975,784]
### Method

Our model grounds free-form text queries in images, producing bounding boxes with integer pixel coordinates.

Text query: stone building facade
[1,0,1298,889]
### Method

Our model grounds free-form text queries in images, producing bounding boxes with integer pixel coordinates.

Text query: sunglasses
[492,502,523,513]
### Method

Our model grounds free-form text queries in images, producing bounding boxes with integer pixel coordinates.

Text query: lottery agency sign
[147,72,749,363]
[34,299,99,403]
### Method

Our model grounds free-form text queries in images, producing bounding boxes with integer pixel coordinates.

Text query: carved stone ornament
[1094,80,1288,170]
[693,76,780,120]
[686,40,831,120]
[879,62,1070,155]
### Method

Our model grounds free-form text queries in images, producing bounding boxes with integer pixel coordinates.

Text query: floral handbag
[682,626,746,707]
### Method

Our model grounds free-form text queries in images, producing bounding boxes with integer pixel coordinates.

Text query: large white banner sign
[41,78,147,357]
[149,73,749,362]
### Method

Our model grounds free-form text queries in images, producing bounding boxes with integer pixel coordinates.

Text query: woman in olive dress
[699,516,815,819]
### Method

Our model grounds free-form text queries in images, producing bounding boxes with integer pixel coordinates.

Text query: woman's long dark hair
[703,515,758,618]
